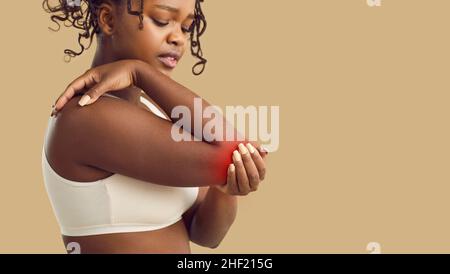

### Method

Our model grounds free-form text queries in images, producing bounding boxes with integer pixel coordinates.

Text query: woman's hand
[51,59,139,116]
[212,142,267,196]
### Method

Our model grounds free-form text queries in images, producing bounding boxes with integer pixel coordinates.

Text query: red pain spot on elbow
[211,142,240,184]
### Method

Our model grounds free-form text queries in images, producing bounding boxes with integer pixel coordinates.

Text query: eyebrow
[154,4,195,20]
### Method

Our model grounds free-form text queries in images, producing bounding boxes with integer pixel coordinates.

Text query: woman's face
[107,0,196,77]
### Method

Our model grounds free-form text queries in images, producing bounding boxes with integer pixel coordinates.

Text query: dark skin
[47,0,268,253]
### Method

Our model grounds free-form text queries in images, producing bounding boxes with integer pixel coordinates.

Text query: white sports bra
[41,92,199,237]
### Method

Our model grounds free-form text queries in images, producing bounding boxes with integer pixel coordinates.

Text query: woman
[42,0,268,254]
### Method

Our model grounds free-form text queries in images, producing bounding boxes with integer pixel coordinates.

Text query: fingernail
[238,143,248,155]
[229,164,235,172]
[232,150,241,162]
[259,146,269,154]
[78,94,91,106]
[246,143,255,154]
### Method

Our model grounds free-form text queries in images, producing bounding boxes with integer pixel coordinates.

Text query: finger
[238,143,260,191]
[249,141,268,159]
[79,81,109,106]
[54,71,96,111]
[227,164,239,195]
[258,145,269,158]
[232,150,250,195]
[246,143,266,181]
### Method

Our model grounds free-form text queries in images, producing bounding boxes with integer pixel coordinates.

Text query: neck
[91,40,141,102]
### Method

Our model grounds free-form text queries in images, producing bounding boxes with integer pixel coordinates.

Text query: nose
[167,24,186,47]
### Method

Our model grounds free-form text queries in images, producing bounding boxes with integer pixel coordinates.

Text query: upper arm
[61,96,237,187]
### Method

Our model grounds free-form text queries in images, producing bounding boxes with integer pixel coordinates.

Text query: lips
[158,52,181,69]
[158,56,178,69]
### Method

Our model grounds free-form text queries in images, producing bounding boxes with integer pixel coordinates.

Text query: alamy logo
[66,0,81,8]
[171,98,280,153]
[66,242,81,254]
[367,0,382,7]
[366,242,382,254]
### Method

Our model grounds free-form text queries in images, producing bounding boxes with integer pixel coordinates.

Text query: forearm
[134,60,241,145]
[189,187,238,248]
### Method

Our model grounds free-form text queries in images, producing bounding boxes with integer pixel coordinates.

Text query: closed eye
[151,18,169,27]
[152,18,193,34]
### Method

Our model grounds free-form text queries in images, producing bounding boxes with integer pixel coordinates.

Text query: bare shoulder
[46,94,150,181]
[53,94,151,157]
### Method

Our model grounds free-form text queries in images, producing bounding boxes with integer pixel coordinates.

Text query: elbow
[209,243,220,249]
[197,239,222,249]
[205,141,241,187]
[189,226,228,249]
[190,236,221,249]
[190,223,235,249]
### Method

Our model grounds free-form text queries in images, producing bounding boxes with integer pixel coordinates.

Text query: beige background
[0,0,449,253]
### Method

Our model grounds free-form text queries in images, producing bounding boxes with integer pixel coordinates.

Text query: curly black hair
[42,0,207,75]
